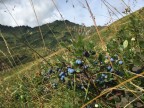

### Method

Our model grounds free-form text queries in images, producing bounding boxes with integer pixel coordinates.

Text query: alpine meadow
[0,0,144,108]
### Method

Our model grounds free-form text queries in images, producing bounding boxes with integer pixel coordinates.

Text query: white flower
[95,104,99,107]
[104,59,109,64]
[131,37,135,41]
[113,39,116,41]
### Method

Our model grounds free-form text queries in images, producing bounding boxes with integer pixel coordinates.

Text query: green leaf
[98,53,103,61]
[76,68,81,73]
[119,45,124,52]
[139,41,144,48]
[70,61,74,66]
[123,40,128,49]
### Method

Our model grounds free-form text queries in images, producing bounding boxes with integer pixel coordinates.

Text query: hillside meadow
[0,0,144,108]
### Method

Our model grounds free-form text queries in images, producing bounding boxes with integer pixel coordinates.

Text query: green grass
[0,20,100,72]
[0,6,144,108]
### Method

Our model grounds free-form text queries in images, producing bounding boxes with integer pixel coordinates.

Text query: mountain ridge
[0,19,104,70]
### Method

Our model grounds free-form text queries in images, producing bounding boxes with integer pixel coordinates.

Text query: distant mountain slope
[0,20,104,70]
[0,20,103,50]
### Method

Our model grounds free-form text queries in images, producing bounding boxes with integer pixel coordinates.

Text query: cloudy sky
[0,0,143,27]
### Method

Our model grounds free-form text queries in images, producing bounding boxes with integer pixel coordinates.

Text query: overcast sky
[0,0,143,27]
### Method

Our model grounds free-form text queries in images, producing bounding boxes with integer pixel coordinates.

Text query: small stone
[132,66,141,72]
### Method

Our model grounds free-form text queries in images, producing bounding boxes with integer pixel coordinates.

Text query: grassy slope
[87,7,144,43]
[1,7,144,84]
[0,7,144,108]
[0,20,102,71]
[0,48,66,83]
